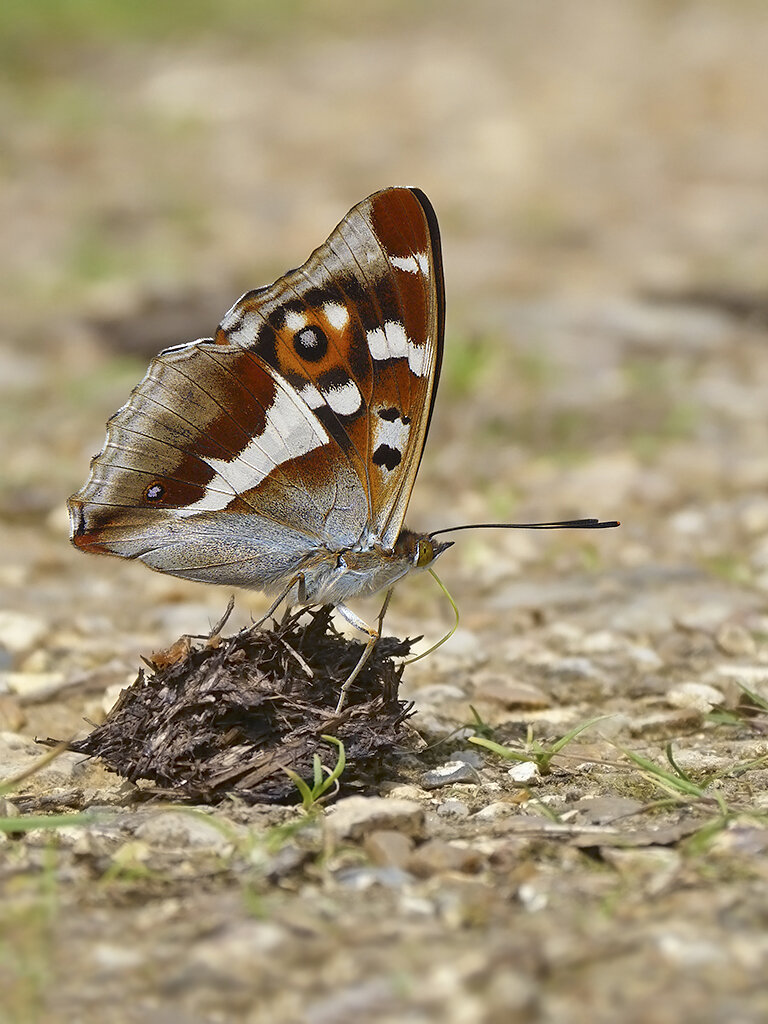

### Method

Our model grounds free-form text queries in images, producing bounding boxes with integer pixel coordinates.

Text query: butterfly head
[394,529,453,572]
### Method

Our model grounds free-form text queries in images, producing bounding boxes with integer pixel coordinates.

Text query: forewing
[216,186,445,548]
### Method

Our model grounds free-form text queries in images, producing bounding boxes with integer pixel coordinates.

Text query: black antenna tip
[431,518,621,537]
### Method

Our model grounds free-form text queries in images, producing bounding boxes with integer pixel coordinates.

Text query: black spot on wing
[335,274,384,334]
[294,325,327,361]
[346,318,371,383]
[378,407,411,424]
[317,367,353,392]
[373,444,402,471]
[145,482,165,502]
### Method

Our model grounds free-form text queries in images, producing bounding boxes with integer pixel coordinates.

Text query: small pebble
[518,882,547,912]
[656,931,725,968]
[264,843,311,880]
[507,761,541,785]
[665,750,728,774]
[382,784,427,801]
[1,672,68,702]
[675,604,730,632]
[573,796,644,824]
[133,811,235,852]
[546,657,600,680]
[472,676,550,709]
[627,708,704,736]
[91,944,146,972]
[451,749,485,769]
[666,682,725,713]
[335,865,413,890]
[436,799,470,819]
[715,623,756,657]
[408,839,483,877]
[0,695,25,732]
[716,664,768,686]
[325,796,425,842]
[576,631,623,654]
[410,711,470,742]
[408,683,467,704]
[420,760,480,789]
[626,645,664,670]
[0,611,47,655]
[710,824,768,857]
[187,920,287,972]
[364,829,414,869]
[740,499,768,534]
[473,801,515,821]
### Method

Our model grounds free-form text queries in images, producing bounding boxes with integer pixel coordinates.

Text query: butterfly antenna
[404,568,460,665]
[430,518,620,538]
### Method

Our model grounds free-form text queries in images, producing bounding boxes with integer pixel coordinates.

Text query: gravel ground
[3,3,768,1022]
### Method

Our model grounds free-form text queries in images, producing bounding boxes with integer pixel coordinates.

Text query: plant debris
[50,606,416,804]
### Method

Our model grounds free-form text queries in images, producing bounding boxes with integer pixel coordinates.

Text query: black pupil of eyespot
[146,483,164,501]
[294,326,327,361]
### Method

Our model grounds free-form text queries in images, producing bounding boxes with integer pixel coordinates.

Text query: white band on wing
[366,322,429,377]
[176,385,328,517]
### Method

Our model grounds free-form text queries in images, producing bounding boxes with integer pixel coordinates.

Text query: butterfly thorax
[295,529,451,607]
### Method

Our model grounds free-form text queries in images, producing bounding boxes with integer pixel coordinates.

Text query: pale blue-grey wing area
[68,339,369,590]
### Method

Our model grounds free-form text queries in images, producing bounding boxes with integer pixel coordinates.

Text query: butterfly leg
[251,574,304,631]
[376,587,394,637]
[333,603,380,713]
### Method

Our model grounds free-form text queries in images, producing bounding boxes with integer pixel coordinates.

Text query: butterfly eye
[293,325,327,362]
[144,482,165,502]
[415,539,434,567]
[336,553,348,569]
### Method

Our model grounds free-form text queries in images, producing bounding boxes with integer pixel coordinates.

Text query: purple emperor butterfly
[69,188,618,708]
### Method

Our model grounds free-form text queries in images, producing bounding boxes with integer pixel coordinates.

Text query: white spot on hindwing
[406,342,427,376]
[299,383,324,409]
[176,384,328,517]
[323,302,350,329]
[367,322,428,376]
[373,411,410,470]
[390,251,429,275]
[323,379,362,416]
[390,255,419,274]
[218,310,261,347]
[284,309,307,332]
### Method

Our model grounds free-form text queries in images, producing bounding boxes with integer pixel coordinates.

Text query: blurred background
[2,0,768,651]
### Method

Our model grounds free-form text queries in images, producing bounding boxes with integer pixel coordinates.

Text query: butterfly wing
[68,187,444,589]
[216,186,444,549]
[69,341,371,588]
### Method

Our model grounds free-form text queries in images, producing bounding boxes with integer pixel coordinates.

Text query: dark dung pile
[61,606,416,804]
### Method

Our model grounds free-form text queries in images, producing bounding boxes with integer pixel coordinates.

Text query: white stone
[2,672,68,701]
[134,811,236,852]
[666,682,725,712]
[473,801,515,821]
[325,796,425,841]
[0,611,47,654]
[716,664,768,685]
[507,761,541,785]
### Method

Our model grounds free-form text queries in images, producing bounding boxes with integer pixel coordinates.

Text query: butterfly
[69,187,618,710]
